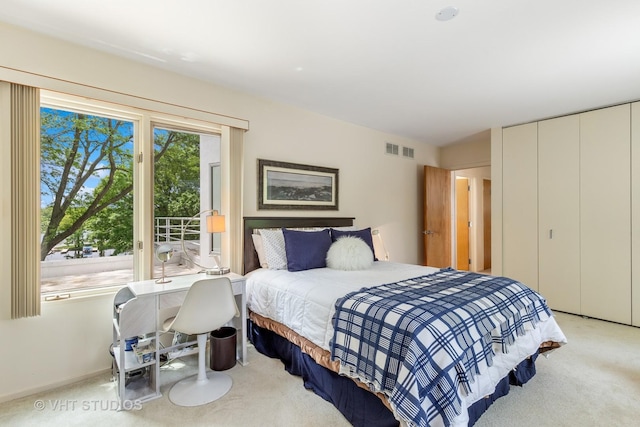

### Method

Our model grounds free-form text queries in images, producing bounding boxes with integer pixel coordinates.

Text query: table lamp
[181,209,230,275]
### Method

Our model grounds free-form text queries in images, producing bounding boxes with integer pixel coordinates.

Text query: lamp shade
[206,211,225,233]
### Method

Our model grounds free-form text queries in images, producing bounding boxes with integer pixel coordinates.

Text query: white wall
[0,22,439,401]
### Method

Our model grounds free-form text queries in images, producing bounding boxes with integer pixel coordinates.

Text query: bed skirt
[248,317,539,427]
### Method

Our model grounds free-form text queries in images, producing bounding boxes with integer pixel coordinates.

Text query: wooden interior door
[423,165,451,268]
[483,179,491,270]
[455,178,469,270]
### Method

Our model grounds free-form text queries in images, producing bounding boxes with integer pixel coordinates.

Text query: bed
[243,217,566,427]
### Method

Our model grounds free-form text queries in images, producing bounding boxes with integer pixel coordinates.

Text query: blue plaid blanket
[330,268,552,427]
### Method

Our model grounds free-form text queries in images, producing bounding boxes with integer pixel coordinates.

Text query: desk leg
[240,287,248,365]
[234,290,248,366]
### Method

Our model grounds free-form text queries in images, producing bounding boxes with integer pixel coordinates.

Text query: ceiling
[2,0,640,146]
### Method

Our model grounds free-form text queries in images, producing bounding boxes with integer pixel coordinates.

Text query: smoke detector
[436,6,459,21]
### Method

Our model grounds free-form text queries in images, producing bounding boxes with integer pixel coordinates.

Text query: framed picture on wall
[258,159,339,210]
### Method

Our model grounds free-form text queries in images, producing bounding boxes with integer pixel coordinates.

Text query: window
[152,126,222,280]
[40,93,222,295]
[40,106,135,294]
[4,81,244,317]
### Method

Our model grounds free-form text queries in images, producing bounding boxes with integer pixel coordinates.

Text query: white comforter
[246,262,567,426]
[246,261,438,350]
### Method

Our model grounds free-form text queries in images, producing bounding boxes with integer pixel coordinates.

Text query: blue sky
[40,107,134,208]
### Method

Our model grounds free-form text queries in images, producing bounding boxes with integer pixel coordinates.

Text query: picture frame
[258,159,339,210]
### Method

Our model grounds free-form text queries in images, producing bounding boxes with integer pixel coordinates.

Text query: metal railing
[42,217,215,293]
[154,216,221,255]
[154,216,201,243]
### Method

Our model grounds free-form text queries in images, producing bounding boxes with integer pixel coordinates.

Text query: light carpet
[0,311,639,426]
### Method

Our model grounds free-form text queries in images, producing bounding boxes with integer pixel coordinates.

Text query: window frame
[40,90,222,299]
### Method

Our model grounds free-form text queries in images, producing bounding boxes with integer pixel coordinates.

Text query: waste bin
[210,326,237,371]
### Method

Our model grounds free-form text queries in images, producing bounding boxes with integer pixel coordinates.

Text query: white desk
[112,272,247,408]
[127,272,247,365]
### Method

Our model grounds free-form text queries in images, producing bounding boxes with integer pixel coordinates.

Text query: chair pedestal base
[169,372,232,406]
[163,280,239,407]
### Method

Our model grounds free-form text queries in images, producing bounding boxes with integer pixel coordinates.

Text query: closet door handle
[549,229,553,239]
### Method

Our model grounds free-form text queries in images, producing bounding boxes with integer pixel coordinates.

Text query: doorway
[453,167,491,273]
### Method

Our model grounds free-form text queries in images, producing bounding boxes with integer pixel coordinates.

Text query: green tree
[87,171,134,256]
[40,109,134,260]
[153,130,200,217]
[40,109,202,261]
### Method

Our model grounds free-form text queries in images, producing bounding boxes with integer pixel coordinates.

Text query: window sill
[42,285,124,303]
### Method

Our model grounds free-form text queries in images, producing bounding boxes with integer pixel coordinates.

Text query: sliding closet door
[502,123,538,290]
[538,115,580,313]
[580,104,631,324]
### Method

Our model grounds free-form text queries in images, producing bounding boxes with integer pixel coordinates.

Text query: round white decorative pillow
[326,236,374,271]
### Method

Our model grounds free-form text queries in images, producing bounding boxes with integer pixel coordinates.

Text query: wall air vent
[402,146,414,159]
[386,142,399,155]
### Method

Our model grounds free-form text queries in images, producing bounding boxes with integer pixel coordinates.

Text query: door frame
[452,167,491,272]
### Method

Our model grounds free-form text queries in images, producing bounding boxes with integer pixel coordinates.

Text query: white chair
[163,277,239,406]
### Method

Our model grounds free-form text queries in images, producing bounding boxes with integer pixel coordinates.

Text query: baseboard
[0,368,111,404]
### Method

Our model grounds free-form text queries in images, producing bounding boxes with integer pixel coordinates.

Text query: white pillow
[326,236,374,271]
[257,229,287,270]
[251,234,268,268]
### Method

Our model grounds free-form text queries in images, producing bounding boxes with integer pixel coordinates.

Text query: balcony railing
[154,216,201,243]
[154,216,220,254]
[41,216,208,294]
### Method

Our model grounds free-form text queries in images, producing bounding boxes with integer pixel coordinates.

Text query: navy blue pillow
[282,228,332,272]
[331,228,377,261]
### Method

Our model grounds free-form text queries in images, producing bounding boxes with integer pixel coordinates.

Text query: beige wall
[439,130,491,170]
[241,97,438,261]
[0,22,439,401]
[439,133,491,273]
[490,127,504,276]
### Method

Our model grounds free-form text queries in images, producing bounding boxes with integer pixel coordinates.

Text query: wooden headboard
[243,216,355,274]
